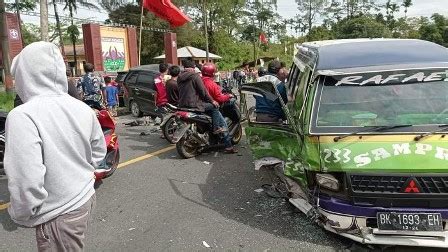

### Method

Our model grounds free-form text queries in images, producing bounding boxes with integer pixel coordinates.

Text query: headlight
[316,173,340,191]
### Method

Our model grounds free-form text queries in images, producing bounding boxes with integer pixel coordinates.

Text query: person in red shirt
[201,63,237,153]
[201,63,233,105]
[154,63,169,125]
[155,63,169,107]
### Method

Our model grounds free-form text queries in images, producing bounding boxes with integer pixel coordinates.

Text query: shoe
[213,127,225,134]
[224,147,238,154]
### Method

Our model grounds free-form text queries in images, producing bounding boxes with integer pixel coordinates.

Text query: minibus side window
[287,64,301,102]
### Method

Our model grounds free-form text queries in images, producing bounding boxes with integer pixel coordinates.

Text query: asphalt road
[0,114,439,251]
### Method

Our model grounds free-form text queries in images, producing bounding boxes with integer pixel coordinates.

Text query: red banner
[259,33,268,44]
[143,0,191,28]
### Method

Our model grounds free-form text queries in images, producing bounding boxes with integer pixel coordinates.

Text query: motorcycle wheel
[104,149,120,178]
[176,136,200,159]
[162,117,177,144]
[231,124,243,145]
[130,100,143,117]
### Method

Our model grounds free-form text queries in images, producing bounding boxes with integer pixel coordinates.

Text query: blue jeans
[204,103,227,131]
[203,103,232,148]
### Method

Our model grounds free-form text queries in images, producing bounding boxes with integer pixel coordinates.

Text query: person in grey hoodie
[5,41,106,251]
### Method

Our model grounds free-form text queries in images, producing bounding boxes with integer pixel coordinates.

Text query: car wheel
[130,100,143,117]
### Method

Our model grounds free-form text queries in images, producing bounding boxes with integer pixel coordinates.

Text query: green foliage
[22,23,40,46]
[333,15,392,39]
[67,24,80,43]
[0,92,15,112]
[6,0,37,12]
[101,0,448,71]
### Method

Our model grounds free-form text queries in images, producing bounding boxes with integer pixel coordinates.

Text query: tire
[176,136,200,159]
[162,117,177,144]
[104,149,119,178]
[231,124,243,145]
[130,100,143,117]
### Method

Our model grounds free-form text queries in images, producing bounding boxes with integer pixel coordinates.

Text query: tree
[55,0,98,74]
[333,15,392,39]
[22,23,41,45]
[295,0,328,36]
[106,3,170,65]
[402,0,412,19]
[0,0,13,92]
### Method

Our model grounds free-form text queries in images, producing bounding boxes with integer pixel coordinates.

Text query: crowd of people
[3,40,289,252]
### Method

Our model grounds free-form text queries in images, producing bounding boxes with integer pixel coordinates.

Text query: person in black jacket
[177,59,237,153]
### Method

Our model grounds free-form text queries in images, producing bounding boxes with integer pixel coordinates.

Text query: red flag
[259,33,268,44]
[143,0,191,28]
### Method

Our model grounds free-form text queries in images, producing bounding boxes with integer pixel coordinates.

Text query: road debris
[255,214,263,217]
[203,161,211,165]
[254,188,264,193]
[214,152,219,157]
[202,241,211,248]
[128,228,136,231]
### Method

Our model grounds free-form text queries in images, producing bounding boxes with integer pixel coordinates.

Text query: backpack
[81,74,97,96]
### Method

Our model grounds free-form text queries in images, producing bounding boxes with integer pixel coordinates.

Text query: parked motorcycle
[85,101,120,180]
[173,98,243,159]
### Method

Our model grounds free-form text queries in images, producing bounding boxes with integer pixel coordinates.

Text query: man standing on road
[5,42,106,251]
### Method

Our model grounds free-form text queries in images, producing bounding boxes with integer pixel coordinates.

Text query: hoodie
[5,42,106,227]
[177,70,213,111]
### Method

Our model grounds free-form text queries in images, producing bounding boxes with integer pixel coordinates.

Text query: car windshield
[316,77,448,128]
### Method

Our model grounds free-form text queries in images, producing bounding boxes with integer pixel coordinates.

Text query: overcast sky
[277,0,448,20]
[17,0,448,27]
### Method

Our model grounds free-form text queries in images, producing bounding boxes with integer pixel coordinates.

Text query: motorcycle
[85,101,120,180]
[173,98,243,159]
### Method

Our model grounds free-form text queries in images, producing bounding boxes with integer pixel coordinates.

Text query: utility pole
[15,0,23,47]
[252,0,257,66]
[40,0,49,41]
[0,0,13,92]
[203,0,209,62]
[53,2,65,60]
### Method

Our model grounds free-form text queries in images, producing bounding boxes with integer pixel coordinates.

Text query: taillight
[176,111,193,118]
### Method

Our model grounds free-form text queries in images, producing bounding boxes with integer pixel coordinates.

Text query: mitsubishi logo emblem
[402,178,421,193]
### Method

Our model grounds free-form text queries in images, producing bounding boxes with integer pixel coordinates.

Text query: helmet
[258,67,267,77]
[201,63,216,77]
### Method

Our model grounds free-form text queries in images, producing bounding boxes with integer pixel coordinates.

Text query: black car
[115,71,128,107]
[123,64,160,117]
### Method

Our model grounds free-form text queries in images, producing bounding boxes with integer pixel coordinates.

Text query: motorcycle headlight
[316,173,340,191]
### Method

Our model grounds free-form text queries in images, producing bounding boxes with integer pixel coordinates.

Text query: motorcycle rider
[177,59,229,135]
[201,63,238,153]
[255,60,288,122]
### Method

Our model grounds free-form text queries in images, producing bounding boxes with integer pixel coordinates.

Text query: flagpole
[138,1,144,66]
[203,0,209,62]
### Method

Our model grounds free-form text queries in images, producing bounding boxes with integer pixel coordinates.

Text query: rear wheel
[231,124,243,145]
[104,149,120,178]
[130,100,143,117]
[162,117,178,144]
[176,136,200,159]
